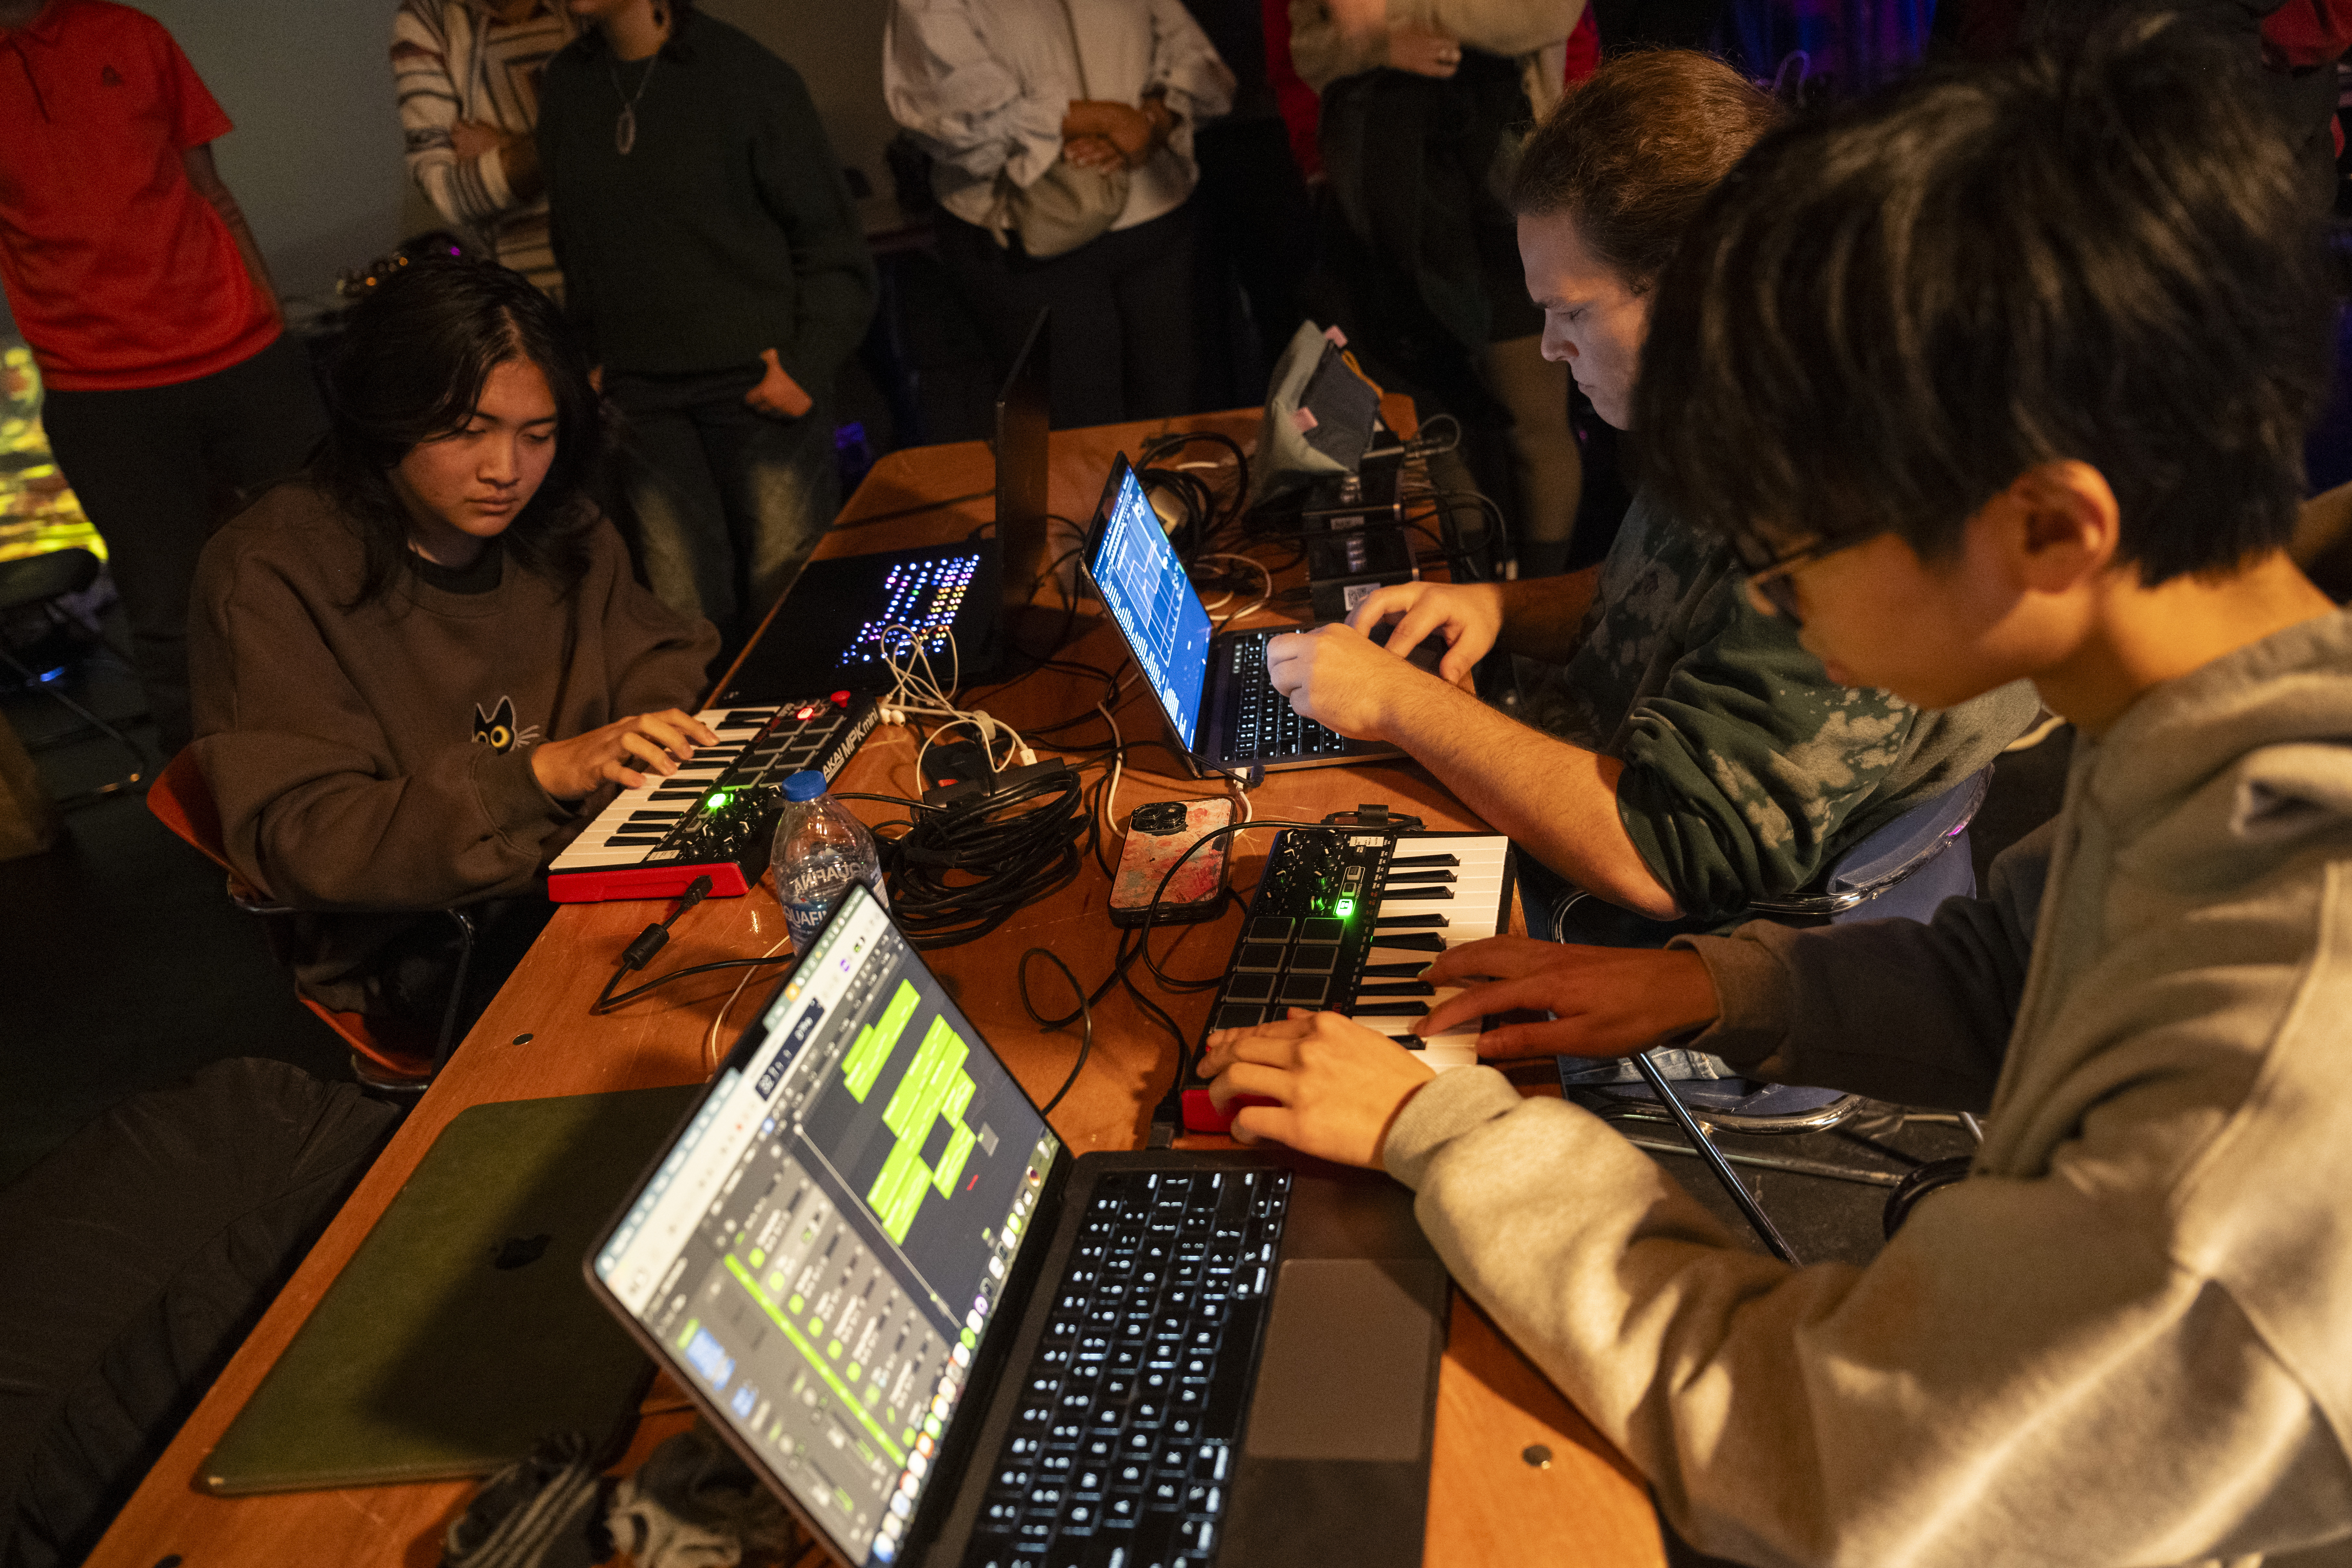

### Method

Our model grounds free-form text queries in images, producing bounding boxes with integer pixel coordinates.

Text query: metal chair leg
[1632,1049,1800,1264]
[0,644,149,806]
[432,908,481,1072]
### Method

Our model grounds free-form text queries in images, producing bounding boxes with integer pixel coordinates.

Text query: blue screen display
[1091,467,1213,749]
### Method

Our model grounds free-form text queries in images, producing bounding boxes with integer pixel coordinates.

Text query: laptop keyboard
[1225,638,1349,762]
[963,1168,1293,1568]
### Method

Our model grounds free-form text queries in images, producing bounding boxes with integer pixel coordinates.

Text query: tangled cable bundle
[875,762,1089,949]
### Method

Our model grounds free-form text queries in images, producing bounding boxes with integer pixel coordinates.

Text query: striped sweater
[391,0,575,295]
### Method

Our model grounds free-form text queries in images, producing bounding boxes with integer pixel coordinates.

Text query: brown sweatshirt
[188,482,718,1009]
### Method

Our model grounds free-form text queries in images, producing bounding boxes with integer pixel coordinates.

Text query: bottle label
[782,872,888,949]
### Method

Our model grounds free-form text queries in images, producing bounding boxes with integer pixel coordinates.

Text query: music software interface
[596,890,1061,1566]
[843,554,981,669]
[1092,466,1213,747]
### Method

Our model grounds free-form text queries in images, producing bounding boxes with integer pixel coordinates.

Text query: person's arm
[1267,619,1680,916]
[1205,867,2352,1565]
[189,543,572,910]
[1141,0,1236,128]
[883,0,1069,187]
[1378,1064,2343,1566]
[1402,0,1584,59]
[1343,569,1600,679]
[1286,0,1388,91]
[749,59,880,413]
[390,4,542,227]
[1663,821,2052,1107]
[1401,824,2048,1109]
[179,145,281,321]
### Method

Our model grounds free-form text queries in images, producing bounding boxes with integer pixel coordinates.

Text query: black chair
[0,548,149,806]
[148,748,477,1093]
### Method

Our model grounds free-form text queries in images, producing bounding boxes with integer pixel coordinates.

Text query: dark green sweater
[1525,488,2040,919]
[538,14,877,387]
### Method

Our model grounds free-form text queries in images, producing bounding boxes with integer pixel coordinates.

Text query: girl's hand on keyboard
[1345,581,1504,683]
[1417,936,1720,1060]
[531,708,720,799]
[1200,1009,1435,1168]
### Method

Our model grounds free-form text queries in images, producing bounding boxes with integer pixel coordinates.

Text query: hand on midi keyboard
[530,708,720,800]
[1417,936,1720,1060]
[1199,1009,1435,1169]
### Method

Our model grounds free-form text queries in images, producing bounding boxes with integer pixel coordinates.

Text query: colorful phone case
[1110,799,1236,925]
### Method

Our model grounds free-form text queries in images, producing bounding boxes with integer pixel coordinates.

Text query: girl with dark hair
[188,258,719,1044]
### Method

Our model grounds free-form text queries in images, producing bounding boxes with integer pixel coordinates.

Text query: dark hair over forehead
[1508,50,1782,290]
[1632,20,2334,585]
[313,258,601,605]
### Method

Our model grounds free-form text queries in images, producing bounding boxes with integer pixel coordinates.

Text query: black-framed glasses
[1730,531,1860,624]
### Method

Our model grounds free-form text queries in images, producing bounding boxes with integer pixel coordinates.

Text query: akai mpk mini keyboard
[548,694,878,903]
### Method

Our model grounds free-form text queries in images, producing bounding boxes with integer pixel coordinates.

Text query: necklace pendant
[615,105,636,155]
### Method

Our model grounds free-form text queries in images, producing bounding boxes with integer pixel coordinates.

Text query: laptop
[1081,456,1438,778]
[995,307,1054,609]
[584,882,1448,1568]
[717,540,1005,703]
[202,1084,699,1493]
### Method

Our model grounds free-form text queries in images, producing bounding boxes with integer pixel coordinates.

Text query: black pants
[1193,116,1317,404]
[38,334,327,754]
[1588,0,1726,51]
[605,364,839,646]
[935,202,1201,429]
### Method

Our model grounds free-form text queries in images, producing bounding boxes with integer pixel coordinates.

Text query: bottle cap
[782,770,827,802]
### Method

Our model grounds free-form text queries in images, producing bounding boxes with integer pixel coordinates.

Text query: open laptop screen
[1089,460,1215,750]
[591,884,1062,1565]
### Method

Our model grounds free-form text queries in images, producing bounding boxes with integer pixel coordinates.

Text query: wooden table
[89,409,1666,1568]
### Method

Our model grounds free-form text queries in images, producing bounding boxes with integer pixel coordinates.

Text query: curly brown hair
[1509,51,1781,292]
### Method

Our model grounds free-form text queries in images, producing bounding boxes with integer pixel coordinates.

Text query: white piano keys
[1344,836,1512,1073]
[549,706,770,872]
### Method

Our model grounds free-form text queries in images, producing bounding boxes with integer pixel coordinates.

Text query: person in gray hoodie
[1200,23,2352,1567]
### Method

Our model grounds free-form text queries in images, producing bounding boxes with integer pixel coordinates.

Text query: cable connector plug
[617,873,715,970]
[619,923,669,972]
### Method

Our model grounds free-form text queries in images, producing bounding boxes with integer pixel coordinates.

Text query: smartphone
[1110,798,1235,927]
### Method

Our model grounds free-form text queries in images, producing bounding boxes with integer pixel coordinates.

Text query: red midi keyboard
[547,693,879,903]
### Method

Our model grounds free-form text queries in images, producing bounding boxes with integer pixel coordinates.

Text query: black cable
[1017,947,1094,1117]
[992,528,1093,674]
[1401,412,1461,459]
[590,874,747,1013]
[1138,427,1250,508]
[594,952,799,1012]
[878,764,1090,948]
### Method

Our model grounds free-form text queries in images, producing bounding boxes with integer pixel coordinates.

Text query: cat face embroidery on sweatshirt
[470,697,543,754]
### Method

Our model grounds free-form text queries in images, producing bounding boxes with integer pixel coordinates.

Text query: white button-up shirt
[885,0,1235,234]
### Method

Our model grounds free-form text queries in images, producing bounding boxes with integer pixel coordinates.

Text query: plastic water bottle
[771,771,889,951]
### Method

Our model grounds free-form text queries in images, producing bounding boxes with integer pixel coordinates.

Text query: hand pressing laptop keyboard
[1226,640,1347,762]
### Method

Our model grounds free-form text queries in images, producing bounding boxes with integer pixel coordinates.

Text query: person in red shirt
[0,0,325,754]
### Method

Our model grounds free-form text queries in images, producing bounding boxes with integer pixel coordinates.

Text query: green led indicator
[708,790,730,810]
[1336,897,1355,917]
